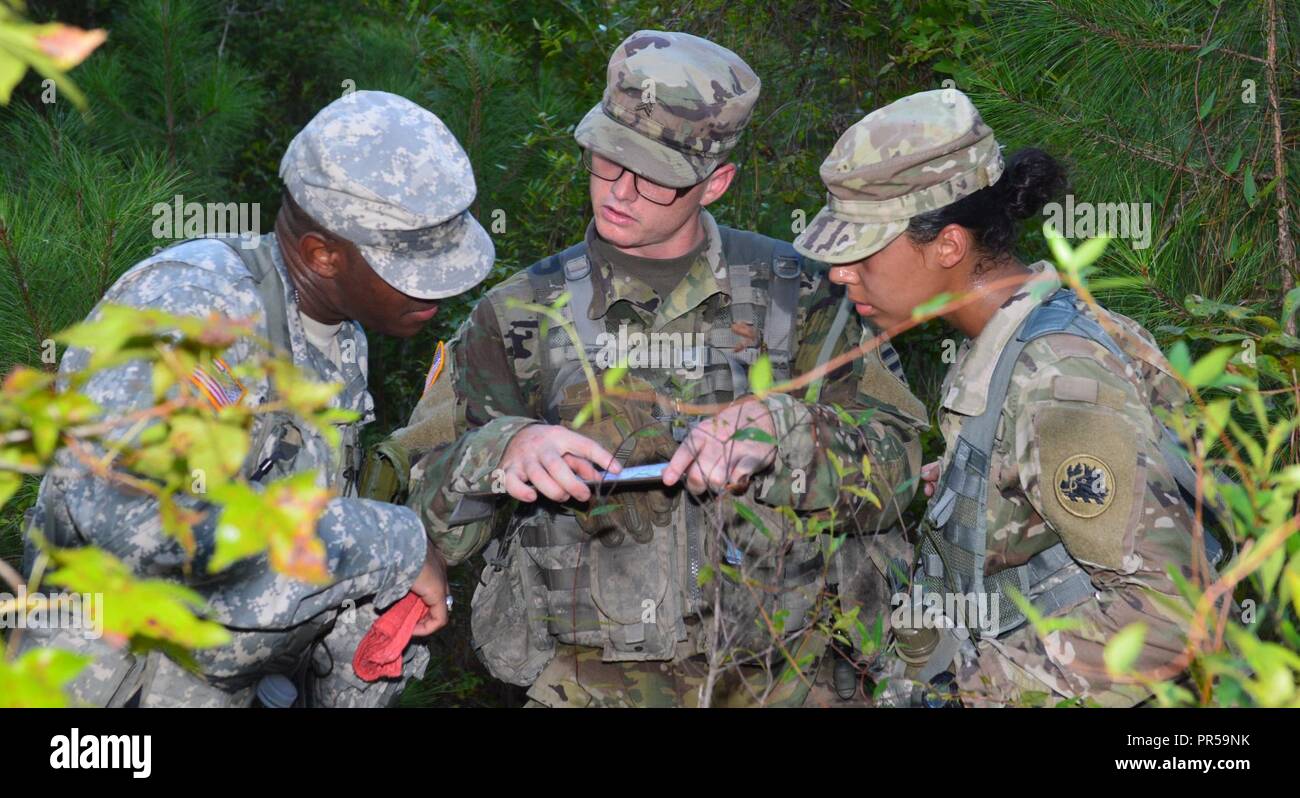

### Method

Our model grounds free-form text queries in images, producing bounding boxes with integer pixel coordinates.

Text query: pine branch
[1043,0,1271,66]
[0,220,49,367]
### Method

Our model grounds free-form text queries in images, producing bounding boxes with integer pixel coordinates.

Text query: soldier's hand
[411,544,450,636]
[921,460,941,497]
[498,424,621,503]
[663,399,778,495]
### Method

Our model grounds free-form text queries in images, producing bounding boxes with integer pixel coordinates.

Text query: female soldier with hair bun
[794,89,1222,707]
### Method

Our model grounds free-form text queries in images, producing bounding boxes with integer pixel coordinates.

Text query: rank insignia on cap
[189,357,246,410]
[1054,454,1114,518]
[422,341,446,397]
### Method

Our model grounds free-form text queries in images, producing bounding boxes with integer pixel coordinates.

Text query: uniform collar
[940,260,1060,417]
[585,209,729,331]
[268,233,373,421]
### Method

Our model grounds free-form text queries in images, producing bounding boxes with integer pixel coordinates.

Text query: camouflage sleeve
[993,337,1198,701]
[45,261,428,627]
[754,271,927,531]
[405,293,540,565]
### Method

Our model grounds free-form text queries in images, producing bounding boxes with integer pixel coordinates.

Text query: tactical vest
[471,228,850,684]
[917,288,1228,641]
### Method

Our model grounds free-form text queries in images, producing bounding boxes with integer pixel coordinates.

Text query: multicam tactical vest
[917,288,1227,645]
[472,227,859,684]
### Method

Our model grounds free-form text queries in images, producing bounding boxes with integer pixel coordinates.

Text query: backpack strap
[764,243,803,382]
[922,287,1228,640]
[527,242,597,419]
[221,237,292,356]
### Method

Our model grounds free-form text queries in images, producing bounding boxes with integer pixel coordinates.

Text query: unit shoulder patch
[1053,454,1115,518]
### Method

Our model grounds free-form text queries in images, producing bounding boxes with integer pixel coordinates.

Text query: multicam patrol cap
[280,90,494,300]
[793,88,1004,264]
[574,30,761,189]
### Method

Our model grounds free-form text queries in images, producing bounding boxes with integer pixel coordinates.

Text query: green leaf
[1243,164,1257,207]
[1167,340,1192,376]
[749,354,773,397]
[571,401,594,429]
[1197,89,1217,120]
[1225,144,1243,175]
[0,646,91,708]
[696,563,715,587]
[1281,287,1300,329]
[1186,347,1234,388]
[1202,399,1232,444]
[210,471,332,583]
[731,499,771,539]
[0,49,26,105]
[1195,37,1224,57]
[585,502,621,518]
[601,365,628,390]
[911,292,956,320]
[1260,546,1286,601]
[42,546,230,650]
[731,426,775,444]
[1043,223,1074,267]
[1072,236,1110,269]
[0,470,20,510]
[1104,623,1148,675]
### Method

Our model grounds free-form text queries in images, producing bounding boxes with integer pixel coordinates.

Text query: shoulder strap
[717,228,802,383]
[527,242,596,418]
[764,241,803,382]
[222,237,292,356]
[1017,288,1227,564]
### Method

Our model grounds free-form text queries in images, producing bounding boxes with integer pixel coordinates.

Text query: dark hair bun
[998,148,1068,220]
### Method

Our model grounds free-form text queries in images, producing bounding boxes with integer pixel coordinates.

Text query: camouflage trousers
[15,598,430,708]
[521,631,882,708]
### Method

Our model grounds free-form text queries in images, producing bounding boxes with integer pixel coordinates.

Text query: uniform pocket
[469,522,555,687]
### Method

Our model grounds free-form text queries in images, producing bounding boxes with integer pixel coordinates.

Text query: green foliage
[0,106,187,376]
[3,0,1296,707]
[74,0,265,197]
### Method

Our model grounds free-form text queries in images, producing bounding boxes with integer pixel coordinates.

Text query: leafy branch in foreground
[0,304,355,706]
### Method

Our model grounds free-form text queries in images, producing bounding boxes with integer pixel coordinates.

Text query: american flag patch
[422,341,446,397]
[189,357,246,409]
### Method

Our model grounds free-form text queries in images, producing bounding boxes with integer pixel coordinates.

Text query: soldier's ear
[298,232,343,278]
[698,162,737,207]
[933,223,971,270]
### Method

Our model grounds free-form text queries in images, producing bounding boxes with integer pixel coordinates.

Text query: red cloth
[353,592,429,682]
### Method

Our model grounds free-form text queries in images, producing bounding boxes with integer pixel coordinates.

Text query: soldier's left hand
[663,399,777,495]
[410,545,450,636]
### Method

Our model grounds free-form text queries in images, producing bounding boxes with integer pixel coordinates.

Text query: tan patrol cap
[793,89,1003,264]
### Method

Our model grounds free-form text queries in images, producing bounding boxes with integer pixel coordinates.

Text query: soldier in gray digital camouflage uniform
[18,90,494,707]
[393,31,927,707]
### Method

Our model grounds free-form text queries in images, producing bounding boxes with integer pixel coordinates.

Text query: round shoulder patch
[1053,454,1115,518]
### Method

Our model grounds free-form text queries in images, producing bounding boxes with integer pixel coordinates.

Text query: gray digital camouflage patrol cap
[280,90,494,300]
[793,88,1004,264]
[574,30,760,188]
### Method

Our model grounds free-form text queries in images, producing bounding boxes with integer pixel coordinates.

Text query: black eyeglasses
[580,149,701,206]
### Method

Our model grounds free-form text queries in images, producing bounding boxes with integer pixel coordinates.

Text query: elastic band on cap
[346,209,470,252]
[601,99,740,157]
[827,137,1004,223]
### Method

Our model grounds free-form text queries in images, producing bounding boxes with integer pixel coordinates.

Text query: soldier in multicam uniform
[18,90,495,707]
[398,30,926,707]
[796,88,1225,707]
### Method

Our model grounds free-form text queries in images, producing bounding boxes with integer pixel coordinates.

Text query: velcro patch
[1050,375,1126,409]
[1032,404,1141,569]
